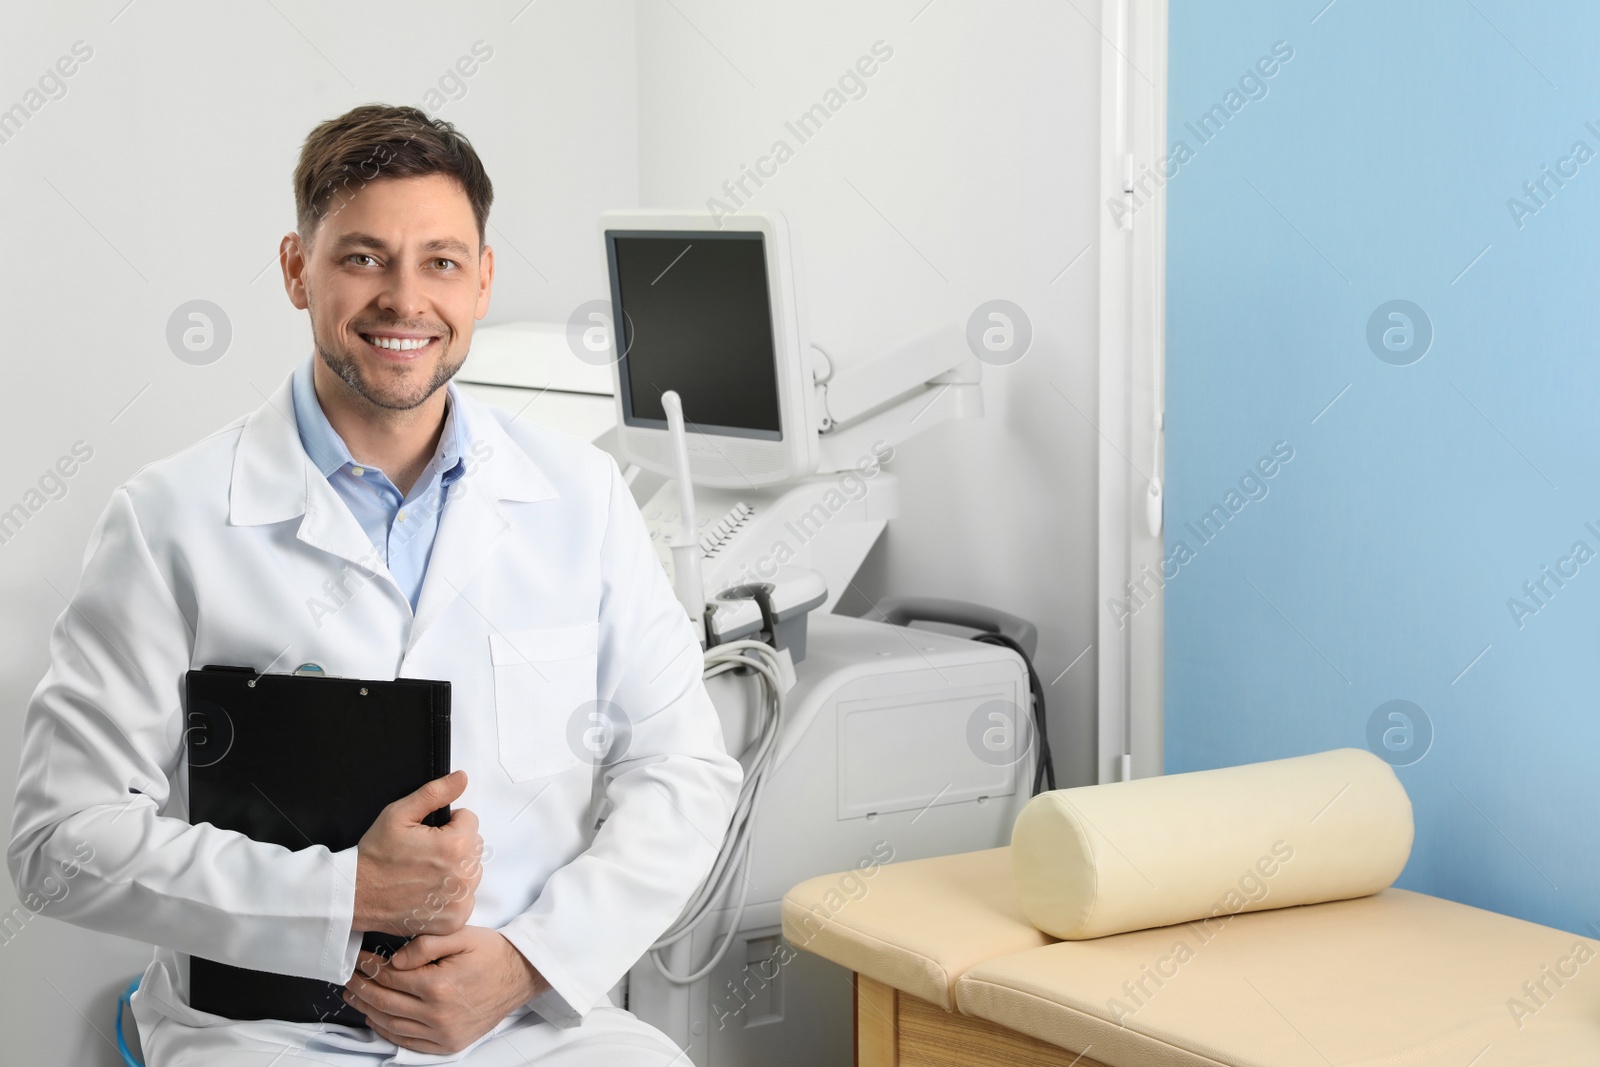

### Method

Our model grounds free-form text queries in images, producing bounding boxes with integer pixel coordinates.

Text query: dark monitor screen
[606,231,783,440]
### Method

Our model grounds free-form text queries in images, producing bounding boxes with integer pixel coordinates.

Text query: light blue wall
[1165,0,1600,936]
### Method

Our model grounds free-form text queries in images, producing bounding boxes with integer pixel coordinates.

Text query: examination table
[782,749,1600,1066]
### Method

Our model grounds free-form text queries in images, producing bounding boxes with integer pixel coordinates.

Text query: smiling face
[281,172,493,412]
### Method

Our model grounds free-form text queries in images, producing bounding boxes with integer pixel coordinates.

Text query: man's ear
[475,243,494,320]
[281,232,310,311]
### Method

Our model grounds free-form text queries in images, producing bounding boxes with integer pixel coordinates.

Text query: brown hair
[292,103,493,251]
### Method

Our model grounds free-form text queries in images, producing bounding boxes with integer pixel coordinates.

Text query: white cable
[649,638,786,985]
[649,641,781,980]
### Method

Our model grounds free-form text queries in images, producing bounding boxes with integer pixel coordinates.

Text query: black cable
[973,632,1056,795]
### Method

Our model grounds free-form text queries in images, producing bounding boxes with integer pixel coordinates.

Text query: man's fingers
[390,769,467,824]
[353,949,390,981]
[390,931,462,970]
[345,973,427,1021]
[389,934,438,970]
[352,942,438,990]
[448,805,480,838]
[366,959,439,997]
[353,997,434,1049]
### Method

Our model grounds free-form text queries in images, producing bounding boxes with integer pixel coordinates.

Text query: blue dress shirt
[290,353,467,614]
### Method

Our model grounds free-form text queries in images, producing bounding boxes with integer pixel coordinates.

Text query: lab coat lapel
[229,370,403,594]
[406,389,559,651]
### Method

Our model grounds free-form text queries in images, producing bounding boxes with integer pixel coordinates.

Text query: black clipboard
[183,665,451,1026]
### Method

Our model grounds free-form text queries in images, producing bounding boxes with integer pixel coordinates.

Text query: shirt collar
[291,352,469,481]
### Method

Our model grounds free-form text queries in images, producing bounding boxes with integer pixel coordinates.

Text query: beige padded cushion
[780,847,1053,1009]
[1011,748,1413,939]
[957,888,1600,1066]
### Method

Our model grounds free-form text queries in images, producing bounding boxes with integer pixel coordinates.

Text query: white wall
[0,3,638,1063]
[634,0,1102,785]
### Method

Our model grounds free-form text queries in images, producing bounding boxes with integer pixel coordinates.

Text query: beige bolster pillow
[1011,748,1413,940]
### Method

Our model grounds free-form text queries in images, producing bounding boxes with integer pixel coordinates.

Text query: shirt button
[351,466,365,477]
[397,510,407,522]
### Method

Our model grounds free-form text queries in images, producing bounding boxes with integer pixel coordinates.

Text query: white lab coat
[6,366,742,1062]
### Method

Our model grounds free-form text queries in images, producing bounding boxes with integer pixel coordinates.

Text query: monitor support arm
[811,323,984,472]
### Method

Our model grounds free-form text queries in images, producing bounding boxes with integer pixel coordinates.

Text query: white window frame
[1096,0,1167,782]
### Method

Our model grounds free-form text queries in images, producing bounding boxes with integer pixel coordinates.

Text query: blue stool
[116,974,144,1067]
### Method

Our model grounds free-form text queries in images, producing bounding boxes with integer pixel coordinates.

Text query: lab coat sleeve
[498,456,743,1025]
[6,486,363,985]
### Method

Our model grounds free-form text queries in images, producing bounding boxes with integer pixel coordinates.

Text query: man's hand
[342,926,548,1055]
[353,769,483,936]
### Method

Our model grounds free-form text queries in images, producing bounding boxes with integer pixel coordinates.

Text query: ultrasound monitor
[600,210,819,487]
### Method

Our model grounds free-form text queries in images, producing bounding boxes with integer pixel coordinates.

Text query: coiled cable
[648,638,786,985]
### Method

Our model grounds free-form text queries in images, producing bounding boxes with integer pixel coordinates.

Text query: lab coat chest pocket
[488,622,600,783]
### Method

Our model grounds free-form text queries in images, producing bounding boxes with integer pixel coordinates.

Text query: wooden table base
[854,973,1111,1067]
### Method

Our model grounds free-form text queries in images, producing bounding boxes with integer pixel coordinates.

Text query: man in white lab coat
[6,104,742,1065]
